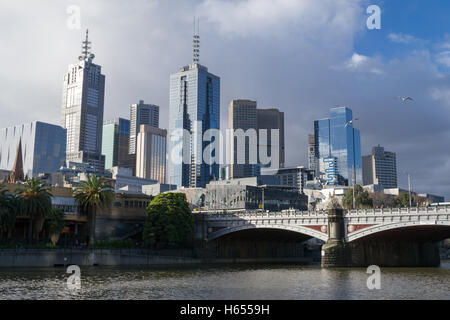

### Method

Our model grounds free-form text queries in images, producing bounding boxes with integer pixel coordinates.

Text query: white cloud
[197,0,363,39]
[387,33,422,44]
[344,53,383,75]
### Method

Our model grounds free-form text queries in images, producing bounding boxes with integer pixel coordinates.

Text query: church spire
[8,139,24,183]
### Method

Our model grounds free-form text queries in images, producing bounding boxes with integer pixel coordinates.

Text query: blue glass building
[314,107,362,186]
[0,121,66,177]
[168,61,220,188]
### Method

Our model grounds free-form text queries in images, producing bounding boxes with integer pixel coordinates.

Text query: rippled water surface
[0,261,449,300]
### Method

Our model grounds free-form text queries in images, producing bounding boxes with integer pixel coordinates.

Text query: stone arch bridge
[194,206,450,267]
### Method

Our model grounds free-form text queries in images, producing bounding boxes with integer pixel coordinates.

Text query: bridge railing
[197,205,450,218]
[346,206,449,215]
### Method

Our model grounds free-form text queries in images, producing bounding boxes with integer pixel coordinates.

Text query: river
[0,261,449,300]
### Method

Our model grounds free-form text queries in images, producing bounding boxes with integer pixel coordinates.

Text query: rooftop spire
[8,139,24,183]
[193,18,200,64]
[79,29,95,61]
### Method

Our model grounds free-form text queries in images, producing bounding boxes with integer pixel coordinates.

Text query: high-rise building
[313,107,362,186]
[228,99,259,179]
[257,108,285,169]
[308,134,318,176]
[0,121,66,178]
[102,118,130,171]
[228,100,285,179]
[362,145,397,188]
[61,30,105,172]
[168,28,220,188]
[136,125,167,184]
[129,100,159,155]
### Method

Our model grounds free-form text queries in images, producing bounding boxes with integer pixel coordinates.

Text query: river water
[0,261,449,300]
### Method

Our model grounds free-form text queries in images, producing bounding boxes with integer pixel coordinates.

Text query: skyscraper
[228,100,285,178]
[257,108,285,170]
[129,100,159,155]
[0,121,66,178]
[228,99,259,179]
[168,27,220,188]
[102,118,130,170]
[362,145,397,188]
[136,125,167,184]
[308,133,318,176]
[313,107,362,186]
[61,30,105,172]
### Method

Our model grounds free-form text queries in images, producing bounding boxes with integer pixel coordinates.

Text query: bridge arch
[347,220,450,242]
[207,224,329,242]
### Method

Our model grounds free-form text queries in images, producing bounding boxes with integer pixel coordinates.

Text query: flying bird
[396,96,413,102]
[345,118,359,128]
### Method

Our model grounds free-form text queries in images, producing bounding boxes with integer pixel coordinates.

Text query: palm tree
[16,179,52,243]
[46,208,65,245]
[0,184,20,241]
[74,174,114,247]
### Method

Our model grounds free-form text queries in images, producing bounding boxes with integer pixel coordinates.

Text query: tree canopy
[143,193,194,248]
[342,185,373,209]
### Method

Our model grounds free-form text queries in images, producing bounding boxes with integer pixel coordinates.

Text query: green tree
[143,193,194,248]
[0,184,20,240]
[74,174,114,247]
[393,193,411,208]
[16,178,52,242]
[343,185,373,209]
[46,208,65,245]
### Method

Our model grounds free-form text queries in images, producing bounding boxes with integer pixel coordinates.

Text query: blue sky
[357,0,450,68]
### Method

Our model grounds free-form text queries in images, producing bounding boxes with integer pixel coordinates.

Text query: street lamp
[345,117,359,209]
[398,170,413,207]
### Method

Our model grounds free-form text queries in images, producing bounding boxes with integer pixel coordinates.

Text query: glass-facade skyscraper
[313,107,362,186]
[61,30,105,172]
[168,32,220,188]
[0,121,66,178]
[102,118,130,170]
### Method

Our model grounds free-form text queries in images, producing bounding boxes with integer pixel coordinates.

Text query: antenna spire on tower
[79,29,94,61]
[193,18,200,64]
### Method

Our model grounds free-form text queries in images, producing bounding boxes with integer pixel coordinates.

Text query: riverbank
[0,249,313,267]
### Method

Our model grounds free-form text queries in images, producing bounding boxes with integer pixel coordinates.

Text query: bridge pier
[321,208,350,267]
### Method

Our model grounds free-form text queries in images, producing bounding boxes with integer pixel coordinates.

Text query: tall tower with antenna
[193,18,200,64]
[61,29,106,172]
[168,18,221,188]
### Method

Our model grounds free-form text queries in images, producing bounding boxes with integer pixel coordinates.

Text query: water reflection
[0,262,449,300]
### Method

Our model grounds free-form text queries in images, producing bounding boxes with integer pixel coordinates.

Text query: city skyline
[1,1,450,198]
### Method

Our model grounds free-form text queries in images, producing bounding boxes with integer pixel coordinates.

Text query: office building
[257,108,285,169]
[102,118,131,171]
[228,99,259,179]
[61,30,105,171]
[362,145,397,188]
[308,134,318,176]
[136,125,167,184]
[262,166,315,194]
[228,100,285,179]
[129,100,159,155]
[313,107,362,186]
[168,29,220,188]
[0,121,66,178]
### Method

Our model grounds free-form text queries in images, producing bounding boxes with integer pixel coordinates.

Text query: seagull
[345,118,359,128]
[396,96,413,102]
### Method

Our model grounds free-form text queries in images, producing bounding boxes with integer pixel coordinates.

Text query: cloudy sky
[1,0,449,199]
